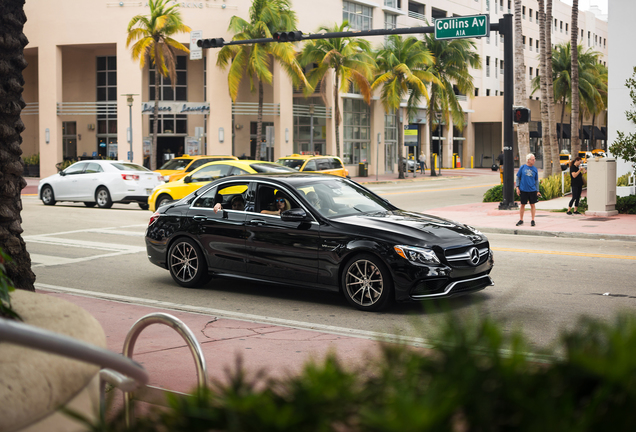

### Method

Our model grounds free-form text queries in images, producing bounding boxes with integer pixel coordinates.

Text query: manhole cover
[584,217,613,221]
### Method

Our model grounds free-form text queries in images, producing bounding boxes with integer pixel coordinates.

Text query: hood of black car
[335,210,485,246]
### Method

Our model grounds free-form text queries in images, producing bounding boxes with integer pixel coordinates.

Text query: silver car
[38,160,164,209]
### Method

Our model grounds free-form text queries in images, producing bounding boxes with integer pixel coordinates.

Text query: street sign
[434,15,489,40]
[190,30,203,60]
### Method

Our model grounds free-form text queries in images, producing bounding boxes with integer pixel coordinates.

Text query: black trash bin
[358,162,368,177]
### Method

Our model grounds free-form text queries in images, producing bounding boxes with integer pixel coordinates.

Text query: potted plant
[22,152,40,177]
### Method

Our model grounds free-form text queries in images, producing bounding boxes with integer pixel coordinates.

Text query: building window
[384,108,397,145]
[475,88,479,96]
[566,23,569,35]
[522,6,526,19]
[536,39,539,51]
[529,67,533,77]
[343,98,370,164]
[495,90,498,96]
[536,11,539,21]
[560,21,563,32]
[408,1,425,19]
[495,58,498,78]
[486,89,490,96]
[343,1,373,31]
[96,56,117,158]
[384,0,399,8]
[148,56,188,135]
[507,0,511,13]
[529,8,533,22]
[62,121,77,159]
[529,37,533,51]
[486,56,490,77]
[385,13,397,30]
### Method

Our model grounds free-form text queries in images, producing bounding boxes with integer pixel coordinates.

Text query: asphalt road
[20,178,636,351]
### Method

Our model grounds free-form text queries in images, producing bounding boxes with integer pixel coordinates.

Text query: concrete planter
[0,291,106,432]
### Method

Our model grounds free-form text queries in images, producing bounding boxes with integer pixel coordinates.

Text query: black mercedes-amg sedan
[145,173,494,311]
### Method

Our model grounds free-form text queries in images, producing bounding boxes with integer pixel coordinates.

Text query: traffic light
[272,31,303,42]
[513,106,530,123]
[197,38,225,49]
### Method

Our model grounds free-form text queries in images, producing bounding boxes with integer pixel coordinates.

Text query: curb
[475,226,636,242]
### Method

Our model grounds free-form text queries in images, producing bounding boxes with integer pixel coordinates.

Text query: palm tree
[537,0,556,177]
[372,35,436,179]
[299,22,374,159]
[570,0,580,155]
[420,33,480,177]
[127,0,191,170]
[514,0,530,159]
[217,0,309,160]
[583,62,608,150]
[0,0,36,294]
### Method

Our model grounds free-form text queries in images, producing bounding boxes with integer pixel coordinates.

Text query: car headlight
[394,245,440,265]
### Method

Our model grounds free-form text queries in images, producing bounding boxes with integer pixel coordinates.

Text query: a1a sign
[434,15,490,40]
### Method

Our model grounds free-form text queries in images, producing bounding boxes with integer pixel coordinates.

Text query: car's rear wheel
[95,187,113,209]
[341,253,393,311]
[138,202,150,210]
[156,194,173,209]
[167,238,210,288]
[41,185,56,205]
[84,202,96,207]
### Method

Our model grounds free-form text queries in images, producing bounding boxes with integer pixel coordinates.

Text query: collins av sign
[434,15,490,40]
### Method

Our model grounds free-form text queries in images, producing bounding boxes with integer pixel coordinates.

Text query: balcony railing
[408,10,426,21]
[292,104,332,119]
[22,102,39,115]
[57,101,117,116]
[231,102,280,116]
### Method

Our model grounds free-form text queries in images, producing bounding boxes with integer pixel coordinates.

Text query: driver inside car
[260,191,291,216]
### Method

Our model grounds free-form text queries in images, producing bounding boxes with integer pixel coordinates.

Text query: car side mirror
[183,176,192,183]
[59,171,66,176]
[281,208,311,222]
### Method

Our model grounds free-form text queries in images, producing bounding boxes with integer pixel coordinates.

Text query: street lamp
[309,104,315,152]
[122,94,138,163]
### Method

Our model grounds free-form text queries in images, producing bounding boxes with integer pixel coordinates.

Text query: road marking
[492,247,636,260]
[378,183,499,196]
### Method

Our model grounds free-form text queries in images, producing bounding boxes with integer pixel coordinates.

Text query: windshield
[294,178,393,218]
[111,162,150,172]
[276,159,304,170]
[249,163,296,173]
[159,158,190,170]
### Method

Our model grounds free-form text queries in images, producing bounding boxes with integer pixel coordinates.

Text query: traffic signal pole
[200,15,516,207]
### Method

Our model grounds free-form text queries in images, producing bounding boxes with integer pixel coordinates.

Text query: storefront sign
[141,102,210,114]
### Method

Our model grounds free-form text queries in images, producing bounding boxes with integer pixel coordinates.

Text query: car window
[254,184,299,214]
[158,158,190,170]
[111,162,150,171]
[248,163,295,173]
[85,163,103,173]
[63,162,88,175]
[330,158,343,169]
[193,183,249,210]
[303,160,317,171]
[276,159,304,170]
[229,167,249,176]
[190,164,233,182]
[316,159,330,171]
[186,158,217,172]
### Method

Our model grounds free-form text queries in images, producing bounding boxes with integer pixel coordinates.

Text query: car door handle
[193,215,208,222]
[248,219,266,226]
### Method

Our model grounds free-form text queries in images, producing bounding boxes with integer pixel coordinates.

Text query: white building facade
[21,0,608,177]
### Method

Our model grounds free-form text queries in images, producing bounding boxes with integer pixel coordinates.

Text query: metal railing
[292,104,332,119]
[232,102,280,116]
[57,101,117,116]
[293,81,322,94]
[22,102,39,115]
[408,11,426,21]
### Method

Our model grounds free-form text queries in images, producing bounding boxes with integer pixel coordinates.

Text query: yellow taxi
[154,155,238,182]
[559,152,571,170]
[148,159,295,211]
[577,151,593,167]
[275,154,349,177]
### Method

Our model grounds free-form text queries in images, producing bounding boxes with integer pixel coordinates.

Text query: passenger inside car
[260,190,291,216]
[213,194,245,213]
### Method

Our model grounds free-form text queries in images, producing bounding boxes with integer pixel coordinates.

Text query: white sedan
[38,160,164,209]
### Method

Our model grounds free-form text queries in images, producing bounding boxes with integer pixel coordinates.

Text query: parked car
[155,155,238,182]
[402,158,418,173]
[145,173,494,311]
[148,160,295,211]
[38,160,163,209]
[275,154,349,177]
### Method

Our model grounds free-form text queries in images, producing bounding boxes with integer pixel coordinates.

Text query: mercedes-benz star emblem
[469,247,480,265]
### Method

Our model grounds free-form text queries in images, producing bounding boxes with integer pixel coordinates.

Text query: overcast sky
[561,0,608,15]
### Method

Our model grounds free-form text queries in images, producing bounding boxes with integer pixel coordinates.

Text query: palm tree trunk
[538,0,552,177]
[560,98,566,147]
[334,71,341,158]
[514,0,530,159]
[256,80,264,160]
[0,0,35,291]
[545,0,559,176]
[152,67,160,170]
[397,108,405,179]
[428,92,437,177]
[570,0,580,156]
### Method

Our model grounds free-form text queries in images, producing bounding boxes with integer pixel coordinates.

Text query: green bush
[617,172,634,187]
[83,312,636,431]
[56,159,77,172]
[616,195,636,214]
[22,153,39,165]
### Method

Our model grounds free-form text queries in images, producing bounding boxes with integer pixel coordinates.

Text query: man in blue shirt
[515,153,541,227]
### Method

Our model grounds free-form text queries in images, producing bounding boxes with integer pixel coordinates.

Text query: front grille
[444,242,490,267]
[410,274,493,300]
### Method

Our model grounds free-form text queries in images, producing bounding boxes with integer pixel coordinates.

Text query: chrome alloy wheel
[344,259,384,307]
[96,189,110,207]
[169,241,199,284]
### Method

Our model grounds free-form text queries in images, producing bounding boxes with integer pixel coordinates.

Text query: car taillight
[122,174,140,181]
[148,211,160,226]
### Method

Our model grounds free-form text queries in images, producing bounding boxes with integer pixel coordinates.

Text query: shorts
[519,190,538,205]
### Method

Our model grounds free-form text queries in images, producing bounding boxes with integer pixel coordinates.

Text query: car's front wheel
[41,185,56,205]
[156,194,173,209]
[341,254,393,311]
[167,238,210,288]
[95,187,113,208]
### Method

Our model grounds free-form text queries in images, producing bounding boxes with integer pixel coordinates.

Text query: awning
[582,125,606,140]
[556,123,571,139]
[601,126,607,140]
[529,121,542,138]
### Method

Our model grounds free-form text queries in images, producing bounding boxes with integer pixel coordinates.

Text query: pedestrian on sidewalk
[515,153,541,227]
[567,156,586,215]
[419,151,427,174]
